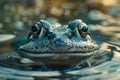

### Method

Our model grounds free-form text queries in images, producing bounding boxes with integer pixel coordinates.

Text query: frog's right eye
[31,25,44,37]
[67,19,82,36]
[67,19,89,38]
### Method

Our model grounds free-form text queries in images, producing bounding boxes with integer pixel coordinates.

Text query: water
[0,23,119,80]
[0,0,120,80]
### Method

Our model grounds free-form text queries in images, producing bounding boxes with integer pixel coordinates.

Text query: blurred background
[0,0,120,53]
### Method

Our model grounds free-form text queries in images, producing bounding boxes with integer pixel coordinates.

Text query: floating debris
[0,34,16,42]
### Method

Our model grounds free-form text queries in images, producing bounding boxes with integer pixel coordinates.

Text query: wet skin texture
[0,19,113,68]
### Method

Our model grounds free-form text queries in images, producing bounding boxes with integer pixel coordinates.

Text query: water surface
[0,0,120,80]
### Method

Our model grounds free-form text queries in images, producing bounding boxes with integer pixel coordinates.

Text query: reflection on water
[0,24,119,80]
[0,34,15,42]
[0,0,120,80]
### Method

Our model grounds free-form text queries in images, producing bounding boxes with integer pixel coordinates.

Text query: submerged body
[0,19,112,68]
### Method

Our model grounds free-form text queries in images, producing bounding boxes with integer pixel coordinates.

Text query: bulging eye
[67,19,88,38]
[31,25,39,32]
[75,24,88,37]
[35,22,46,36]
[31,25,44,38]
[29,20,52,40]
[81,25,88,32]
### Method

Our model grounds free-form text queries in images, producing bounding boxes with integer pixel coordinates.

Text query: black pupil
[31,26,38,32]
[81,26,88,32]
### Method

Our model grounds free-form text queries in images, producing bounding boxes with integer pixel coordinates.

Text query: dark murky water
[0,0,120,80]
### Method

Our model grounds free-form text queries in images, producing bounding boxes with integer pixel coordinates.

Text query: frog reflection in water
[0,19,113,69]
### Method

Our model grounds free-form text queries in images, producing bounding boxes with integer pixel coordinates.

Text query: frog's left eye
[81,25,88,32]
[74,24,88,37]
[68,19,88,37]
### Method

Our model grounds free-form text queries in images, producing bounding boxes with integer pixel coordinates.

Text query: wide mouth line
[19,49,97,54]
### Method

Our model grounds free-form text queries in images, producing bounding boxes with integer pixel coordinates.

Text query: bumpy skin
[0,19,113,80]
[18,19,99,65]
[0,19,112,67]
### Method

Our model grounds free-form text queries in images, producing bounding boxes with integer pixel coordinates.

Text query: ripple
[0,66,61,79]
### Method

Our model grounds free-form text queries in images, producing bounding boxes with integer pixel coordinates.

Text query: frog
[0,19,113,70]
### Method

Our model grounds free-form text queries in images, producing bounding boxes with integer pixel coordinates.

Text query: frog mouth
[18,41,99,58]
[18,47,99,58]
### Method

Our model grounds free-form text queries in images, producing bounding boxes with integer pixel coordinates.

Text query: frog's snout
[49,38,70,52]
[54,38,66,46]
